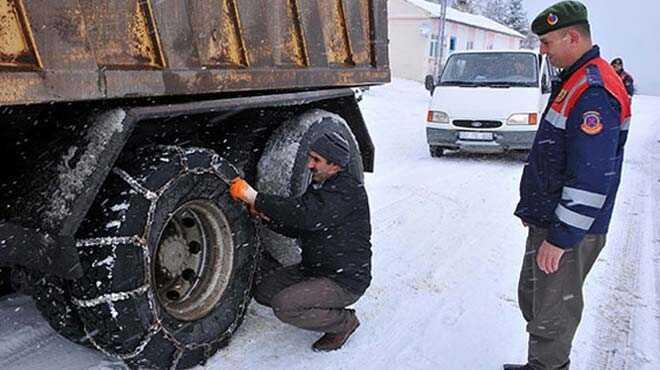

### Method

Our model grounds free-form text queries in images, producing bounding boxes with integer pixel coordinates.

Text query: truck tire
[3,267,88,344]
[256,109,363,265]
[68,146,257,369]
[31,274,88,344]
[0,267,12,296]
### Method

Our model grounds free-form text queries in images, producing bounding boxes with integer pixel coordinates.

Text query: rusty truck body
[0,0,389,368]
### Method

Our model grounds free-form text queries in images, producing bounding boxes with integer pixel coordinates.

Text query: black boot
[503,361,569,370]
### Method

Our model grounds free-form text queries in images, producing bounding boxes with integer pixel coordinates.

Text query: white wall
[388,19,431,82]
[442,21,522,58]
[389,0,524,82]
[388,0,435,82]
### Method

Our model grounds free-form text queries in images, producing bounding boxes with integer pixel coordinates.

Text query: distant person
[229,132,372,352]
[505,1,632,369]
[611,57,635,96]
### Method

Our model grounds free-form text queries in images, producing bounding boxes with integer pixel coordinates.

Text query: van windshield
[439,52,539,87]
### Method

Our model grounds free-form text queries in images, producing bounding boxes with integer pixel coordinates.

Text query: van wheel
[256,109,363,265]
[430,146,444,157]
[68,146,258,369]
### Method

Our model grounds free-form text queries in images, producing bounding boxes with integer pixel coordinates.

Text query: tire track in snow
[0,329,60,369]
[0,296,65,368]
[584,119,658,369]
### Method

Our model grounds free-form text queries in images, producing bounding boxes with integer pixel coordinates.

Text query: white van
[425,50,557,156]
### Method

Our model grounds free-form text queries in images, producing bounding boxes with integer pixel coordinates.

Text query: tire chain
[71,146,259,368]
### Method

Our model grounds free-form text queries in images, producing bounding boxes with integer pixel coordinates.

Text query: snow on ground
[1,79,658,370]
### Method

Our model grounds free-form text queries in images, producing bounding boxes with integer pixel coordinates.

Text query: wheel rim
[153,200,234,321]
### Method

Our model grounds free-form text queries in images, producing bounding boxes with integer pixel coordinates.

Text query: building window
[449,36,457,52]
[429,39,440,57]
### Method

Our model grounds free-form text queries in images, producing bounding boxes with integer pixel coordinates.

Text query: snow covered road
[1,79,658,370]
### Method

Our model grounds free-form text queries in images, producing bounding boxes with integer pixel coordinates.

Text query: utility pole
[433,0,448,78]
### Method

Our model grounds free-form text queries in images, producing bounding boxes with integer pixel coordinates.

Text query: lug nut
[188,241,201,254]
[182,217,195,228]
[166,290,180,301]
[182,269,196,282]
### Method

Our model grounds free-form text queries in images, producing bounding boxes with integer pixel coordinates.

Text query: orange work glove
[229,177,257,205]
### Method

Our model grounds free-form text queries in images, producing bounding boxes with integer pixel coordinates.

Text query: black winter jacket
[618,69,635,96]
[255,170,372,295]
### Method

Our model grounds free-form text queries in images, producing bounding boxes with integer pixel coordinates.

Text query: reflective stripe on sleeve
[622,117,631,131]
[562,186,607,209]
[555,204,595,230]
[545,108,566,130]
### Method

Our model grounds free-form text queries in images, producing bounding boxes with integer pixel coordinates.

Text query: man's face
[612,62,623,73]
[539,29,572,68]
[308,151,341,183]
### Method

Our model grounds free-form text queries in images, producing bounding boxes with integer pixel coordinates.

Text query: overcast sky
[523,0,659,95]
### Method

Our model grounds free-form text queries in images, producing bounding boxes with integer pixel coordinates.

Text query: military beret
[531,1,589,36]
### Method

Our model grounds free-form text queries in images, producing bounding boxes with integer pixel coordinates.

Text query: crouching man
[229,132,372,352]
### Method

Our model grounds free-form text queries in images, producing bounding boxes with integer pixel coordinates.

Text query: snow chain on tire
[31,274,88,345]
[68,146,258,369]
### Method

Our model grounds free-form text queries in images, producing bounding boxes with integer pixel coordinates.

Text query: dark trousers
[253,264,360,334]
[518,226,606,369]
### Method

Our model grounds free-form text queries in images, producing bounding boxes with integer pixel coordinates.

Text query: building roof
[404,0,525,39]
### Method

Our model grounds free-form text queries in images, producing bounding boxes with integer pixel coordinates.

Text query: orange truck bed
[0,0,389,106]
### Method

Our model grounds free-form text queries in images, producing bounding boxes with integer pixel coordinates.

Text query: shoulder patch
[580,111,603,135]
[585,65,604,87]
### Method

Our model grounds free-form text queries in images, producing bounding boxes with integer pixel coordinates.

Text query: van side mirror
[424,75,435,93]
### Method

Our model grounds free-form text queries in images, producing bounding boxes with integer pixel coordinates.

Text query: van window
[439,52,539,87]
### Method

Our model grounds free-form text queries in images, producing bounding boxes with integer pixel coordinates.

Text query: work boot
[312,310,360,352]
[503,361,569,370]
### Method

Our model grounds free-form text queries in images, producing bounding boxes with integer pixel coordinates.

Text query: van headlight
[506,113,538,125]
[427,111,449,124]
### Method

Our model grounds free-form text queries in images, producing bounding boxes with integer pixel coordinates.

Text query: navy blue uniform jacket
[515,46,630,249]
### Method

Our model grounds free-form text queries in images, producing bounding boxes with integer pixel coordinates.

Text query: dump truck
[0,0,389,368]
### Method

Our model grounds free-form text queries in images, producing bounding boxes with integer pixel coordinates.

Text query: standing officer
[506,1,631,369]
[229,131,372,352]
[611,57,635,96]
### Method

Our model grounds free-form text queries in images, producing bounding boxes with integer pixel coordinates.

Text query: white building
[388,0,525,82]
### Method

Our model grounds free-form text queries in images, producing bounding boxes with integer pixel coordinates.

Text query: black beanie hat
[310,132,350,167]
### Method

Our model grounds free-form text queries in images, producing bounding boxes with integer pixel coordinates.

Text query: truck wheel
[69,146,257,369]
[256,109,363,265]
[31,274,88,344]
[0,267,12,296]
[430,145,445,158]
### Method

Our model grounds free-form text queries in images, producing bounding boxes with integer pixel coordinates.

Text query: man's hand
[536,240,565,274]
[229,178,257,206]
[248,204,270,222]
